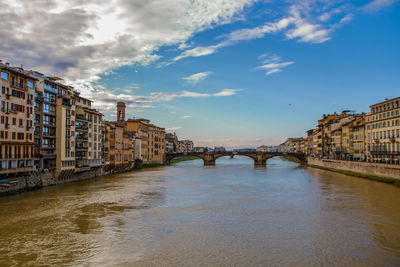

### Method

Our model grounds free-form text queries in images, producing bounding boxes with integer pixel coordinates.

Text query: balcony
[41,145,56,150]
[76,125,88,131]
[11,82,28,91]
[42,154,56,159]
[35,95,44,101]
[62,101,72,107]
[43,110,56,116]
[43,132,56,138]
[75,136,88,141]
[76,115,92,122]
[370,151,400,155]
[76,145,88,151]
[43,98,56,104]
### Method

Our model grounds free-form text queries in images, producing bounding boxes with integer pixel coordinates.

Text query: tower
[117,102,126,123]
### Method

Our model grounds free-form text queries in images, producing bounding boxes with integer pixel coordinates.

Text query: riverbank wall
[0,159,147,197]
[0,168,105,196]
[307,157,400,183]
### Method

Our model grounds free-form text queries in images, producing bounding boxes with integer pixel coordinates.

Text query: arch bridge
[165,152,307,168]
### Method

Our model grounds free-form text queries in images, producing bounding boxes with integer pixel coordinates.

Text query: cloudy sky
[1,0,399,148]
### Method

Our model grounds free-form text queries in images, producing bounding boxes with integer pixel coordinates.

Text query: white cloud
[362,0,398,12]
[174,46,220,61]
[256,54,294,76]
[182,115,192,119]
[166,126,182,131]
[0,0,254,94]
[90,88,239,116]
[266,69,282,75]
[173,1,360,61]
[213,89,239,96]
[183,72,212,84]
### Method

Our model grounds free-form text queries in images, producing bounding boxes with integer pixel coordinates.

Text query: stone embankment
[307,157,400,184]
[0,168,104,196]
[0,160,145,197]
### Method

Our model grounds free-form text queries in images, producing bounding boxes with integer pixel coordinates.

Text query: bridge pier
[254,159,266,168]
[204,159,216,166]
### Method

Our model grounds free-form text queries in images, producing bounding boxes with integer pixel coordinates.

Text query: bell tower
[117,102,126,123]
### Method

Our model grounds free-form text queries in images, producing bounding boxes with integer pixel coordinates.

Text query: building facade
[366,97,400,164]
[0,64,36,177]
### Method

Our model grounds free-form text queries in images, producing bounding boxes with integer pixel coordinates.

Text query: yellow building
[366,97,400,164]
[349,117,366,160]
[0,64,36,177]
[115,102,165,164]
[312,129,322,156]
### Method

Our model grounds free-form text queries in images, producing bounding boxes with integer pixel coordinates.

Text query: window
[0,72,8,80]
[27,81,34,88]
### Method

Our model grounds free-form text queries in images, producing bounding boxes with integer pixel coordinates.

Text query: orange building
[0,64,36,177]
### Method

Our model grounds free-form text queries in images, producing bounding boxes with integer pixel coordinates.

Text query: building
[55,85,76,179]
[366,97,400,164]
[312,128,322,156]
[214,147,226,152]
[116,102,166,164]
[182,140,194,153]
[178,141,186,153]
[278,138,303,153]
[165,132,178,153]
[0,64,36,177]
[74,93,103,171]
[101,121,113,172]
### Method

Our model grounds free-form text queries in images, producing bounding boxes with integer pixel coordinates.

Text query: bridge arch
[165,152,306,168]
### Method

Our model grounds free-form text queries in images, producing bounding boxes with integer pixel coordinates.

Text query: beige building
[122,107,165,164]
[74,93,103,171]
[178,141,185,153]
[0,64,36,177]
[366,97,400,164]
[55,87,76,179]
[165,132,178,153]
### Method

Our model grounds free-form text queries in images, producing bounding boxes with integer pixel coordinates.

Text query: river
[0,157,400,266]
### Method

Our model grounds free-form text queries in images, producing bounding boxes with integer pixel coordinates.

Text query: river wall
[0,159,146,197]
[307,157,400,180]
[0,168,105,196]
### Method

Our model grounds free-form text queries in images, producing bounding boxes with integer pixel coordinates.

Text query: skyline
[1,0,399,148]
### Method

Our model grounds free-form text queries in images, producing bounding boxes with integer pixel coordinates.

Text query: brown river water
[0,157,400,266]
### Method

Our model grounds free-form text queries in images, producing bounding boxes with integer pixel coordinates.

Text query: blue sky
[1,0,399,147]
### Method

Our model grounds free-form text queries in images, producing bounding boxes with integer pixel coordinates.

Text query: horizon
[1,0,399,147]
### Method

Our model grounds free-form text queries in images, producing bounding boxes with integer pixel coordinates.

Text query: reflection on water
[0,157,400,266]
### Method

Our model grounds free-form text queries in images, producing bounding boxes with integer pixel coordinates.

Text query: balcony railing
[75,136,88,141]
[42,145,56,149]
[11,82,28,90]
[76,115,92,122]
[76,125,88,131]
[370,151,400,155]
[42,132,56,137]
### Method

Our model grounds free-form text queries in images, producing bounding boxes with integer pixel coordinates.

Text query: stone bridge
[165,152,307,168]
